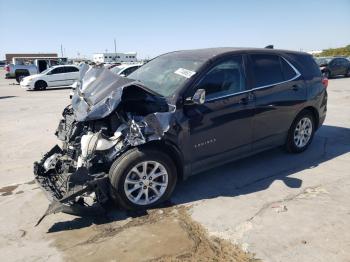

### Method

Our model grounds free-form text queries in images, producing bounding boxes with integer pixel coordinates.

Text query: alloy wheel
[293,117,313,148]
[123,161,168,205]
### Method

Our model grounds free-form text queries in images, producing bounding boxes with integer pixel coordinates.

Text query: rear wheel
[286,111,315,153]
[34,80,47,90]
[15,71,30,83]
[323,70,330,79]
[108,148,177,210]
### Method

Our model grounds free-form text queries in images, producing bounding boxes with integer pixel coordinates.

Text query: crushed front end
[33,66,175,224]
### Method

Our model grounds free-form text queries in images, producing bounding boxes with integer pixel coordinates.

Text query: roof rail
[265,45,274,49]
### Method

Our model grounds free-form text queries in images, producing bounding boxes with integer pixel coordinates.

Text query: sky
[0,0,349,60]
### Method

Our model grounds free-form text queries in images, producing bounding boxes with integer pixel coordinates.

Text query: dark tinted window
[51,67,65,74]
[65,66,79,73]
[196,56,246,100]
[281,58,297,80]
[251,54,284,87]
[339,59,349,66]
[287,53,321,79]
[122,66,139,76]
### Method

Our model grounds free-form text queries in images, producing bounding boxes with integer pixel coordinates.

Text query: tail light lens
[322,77,328,88]
[5,65,9,72]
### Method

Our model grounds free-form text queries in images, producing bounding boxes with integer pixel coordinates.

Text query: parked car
[69,63,143,98]
[5,58,68,82]
[316,57,350,78]
[110,63,143,77]
[34,47,327,217]
[20,65,80,90]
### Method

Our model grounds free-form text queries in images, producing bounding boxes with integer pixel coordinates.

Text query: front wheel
[286,111,315,153]
[34,80,47,90]
[108,148,177,210]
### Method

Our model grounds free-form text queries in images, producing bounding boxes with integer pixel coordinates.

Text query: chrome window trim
[205,56,301,102]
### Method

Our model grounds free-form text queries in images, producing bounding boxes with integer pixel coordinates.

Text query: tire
[323,70,330,79]
[16,73,29,83]
[286,110,315,153]
[34,80,47,90]
[108,147,177,210]
[345,69,350,78]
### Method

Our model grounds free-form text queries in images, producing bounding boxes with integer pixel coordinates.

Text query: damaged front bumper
[33,145,110,225]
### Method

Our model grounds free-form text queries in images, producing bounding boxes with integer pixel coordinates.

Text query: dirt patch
[0,185,18,196]
[49,206,257,262]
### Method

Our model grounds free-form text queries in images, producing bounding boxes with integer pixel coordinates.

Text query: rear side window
[65,67,79,73]
[51,67,65,74]
[251,54,284,87]
[287,53,321,79]
[280,58,297,80]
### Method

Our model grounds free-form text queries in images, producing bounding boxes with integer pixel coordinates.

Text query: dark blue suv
[34,48,327,215]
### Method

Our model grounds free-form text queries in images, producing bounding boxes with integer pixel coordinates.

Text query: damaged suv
[34,48,327,217]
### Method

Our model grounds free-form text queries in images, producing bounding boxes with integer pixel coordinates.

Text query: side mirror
[185,89,206,105]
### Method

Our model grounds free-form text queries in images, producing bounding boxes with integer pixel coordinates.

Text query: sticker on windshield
[174,68,196,78]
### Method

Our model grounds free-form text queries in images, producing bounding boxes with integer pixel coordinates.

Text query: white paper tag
[174,68,196,78]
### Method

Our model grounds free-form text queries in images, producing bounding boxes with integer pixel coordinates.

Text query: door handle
[239,97,249,105]
[292,84,300,91]
[239,93,254,105]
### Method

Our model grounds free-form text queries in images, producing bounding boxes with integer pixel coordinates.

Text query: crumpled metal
[71,66,176,146]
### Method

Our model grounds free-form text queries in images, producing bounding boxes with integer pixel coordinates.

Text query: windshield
[315,58,331,66]
[110,66,123,75]
[40,68,52,75]
[127,55,205,97]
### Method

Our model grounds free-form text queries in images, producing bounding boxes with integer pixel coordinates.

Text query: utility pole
[114,38,117,61]
[60,44,64,57]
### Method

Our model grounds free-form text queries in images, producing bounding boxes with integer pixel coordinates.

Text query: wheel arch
[138,140,184,181]
[295,106,320,130]
[35,79,47,87]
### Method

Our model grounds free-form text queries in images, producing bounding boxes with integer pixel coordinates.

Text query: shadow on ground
[0,95,17,99]
[27,87,72,91]
[47,125,350,232]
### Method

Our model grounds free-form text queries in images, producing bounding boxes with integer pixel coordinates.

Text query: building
[307,50,322,55]
[5,53,57,64]
[93,52,137,63]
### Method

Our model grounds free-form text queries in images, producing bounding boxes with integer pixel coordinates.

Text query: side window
[251,54,284,87]
[280,58,297,80]
[122,66,136,76]
[340,59,349,66]
[196,56,246,101]
[51,67,65,74]
[65,67,79,73]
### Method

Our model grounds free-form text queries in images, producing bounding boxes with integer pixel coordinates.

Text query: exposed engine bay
[34,66,176,224]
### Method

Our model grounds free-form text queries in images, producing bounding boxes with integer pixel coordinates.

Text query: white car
[110,63,143,77]
[20,65,80,90]
[69,63,143,98]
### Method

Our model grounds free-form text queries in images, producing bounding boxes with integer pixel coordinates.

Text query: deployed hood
[72,66,169,122]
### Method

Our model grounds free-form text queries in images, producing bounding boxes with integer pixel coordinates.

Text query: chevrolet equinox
[34,48,327,217]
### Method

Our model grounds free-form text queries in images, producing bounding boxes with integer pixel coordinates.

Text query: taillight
[322,77,328,88]
[5,65,9,72]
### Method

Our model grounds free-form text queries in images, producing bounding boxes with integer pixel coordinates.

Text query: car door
[47,67,66,87]
[329,59,342,76]
[339,59,350,75]
[64,66,80,85]
[183,55,255,174]
[249,53,306,151]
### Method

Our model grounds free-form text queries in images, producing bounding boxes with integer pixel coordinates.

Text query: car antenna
[265,45,274,49]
